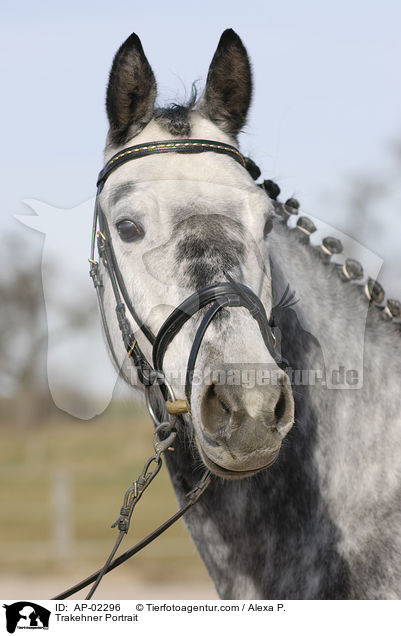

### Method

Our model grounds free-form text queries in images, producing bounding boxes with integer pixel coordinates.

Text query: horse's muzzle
[196,377,294,478]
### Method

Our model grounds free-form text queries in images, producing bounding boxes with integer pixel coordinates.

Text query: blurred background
[1,0,400,599]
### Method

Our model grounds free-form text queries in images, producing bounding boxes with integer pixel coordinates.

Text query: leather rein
[54,138,281,600]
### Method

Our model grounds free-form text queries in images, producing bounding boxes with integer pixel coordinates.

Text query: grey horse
[95,29,401,599]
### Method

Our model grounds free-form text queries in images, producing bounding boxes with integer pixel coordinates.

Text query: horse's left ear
[198,29,252,137]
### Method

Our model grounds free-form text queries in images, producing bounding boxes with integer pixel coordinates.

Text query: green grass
[0,402,210,584]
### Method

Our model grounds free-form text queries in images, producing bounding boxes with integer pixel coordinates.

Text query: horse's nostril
[201,384,233,438]
[274,389,287,424]
[217,394,231,415]
[207,384,231,415]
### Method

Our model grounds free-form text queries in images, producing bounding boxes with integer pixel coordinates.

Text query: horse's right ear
[106,33,157,146]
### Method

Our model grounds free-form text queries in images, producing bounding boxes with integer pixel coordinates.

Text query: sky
[1,0,401,409]
[2,0,401,221]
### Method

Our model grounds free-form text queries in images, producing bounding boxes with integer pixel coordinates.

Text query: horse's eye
[263,217,273,238]
[116,219,144,242]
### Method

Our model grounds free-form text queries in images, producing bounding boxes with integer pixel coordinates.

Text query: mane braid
[259,180,401,332]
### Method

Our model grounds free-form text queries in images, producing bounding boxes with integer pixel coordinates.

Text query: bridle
[54,138,283,600]
[89,138,281,412]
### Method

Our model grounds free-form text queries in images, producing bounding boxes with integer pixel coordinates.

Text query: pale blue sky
[2,0,400,224]
[2,0,400,216]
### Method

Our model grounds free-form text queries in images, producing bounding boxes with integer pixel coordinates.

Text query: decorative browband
[96,139,247,189]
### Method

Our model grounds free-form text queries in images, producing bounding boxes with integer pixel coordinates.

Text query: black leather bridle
[53,139,284,601]
[89,138,281,411]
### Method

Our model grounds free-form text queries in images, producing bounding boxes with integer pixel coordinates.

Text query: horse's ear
[106,33,157,145]
[199,29,252,137]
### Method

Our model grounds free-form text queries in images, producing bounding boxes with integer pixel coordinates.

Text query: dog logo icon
[2,602,50,633]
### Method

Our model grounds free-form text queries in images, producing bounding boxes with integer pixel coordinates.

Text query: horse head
[94,30,294,478]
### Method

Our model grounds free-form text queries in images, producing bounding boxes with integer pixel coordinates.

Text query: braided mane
[260,178,401,330]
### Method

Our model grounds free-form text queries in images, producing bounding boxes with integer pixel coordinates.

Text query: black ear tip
[119,31,144,54]
[219,28,244,47]
[221,28,237,37]
[125,31,140,42]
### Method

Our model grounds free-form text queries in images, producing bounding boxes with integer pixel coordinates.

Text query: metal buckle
[145,373,176,427]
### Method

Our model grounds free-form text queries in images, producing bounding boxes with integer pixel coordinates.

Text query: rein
[55,138,280,600]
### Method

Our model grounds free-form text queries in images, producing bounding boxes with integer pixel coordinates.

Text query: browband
[97,139,248,190]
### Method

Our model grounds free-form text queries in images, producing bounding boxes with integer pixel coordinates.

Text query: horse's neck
[268,223,401,585]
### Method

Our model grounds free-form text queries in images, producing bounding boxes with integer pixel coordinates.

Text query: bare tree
[0,232,92,427]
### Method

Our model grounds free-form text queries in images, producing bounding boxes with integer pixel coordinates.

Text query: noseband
[89,138,281,414]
